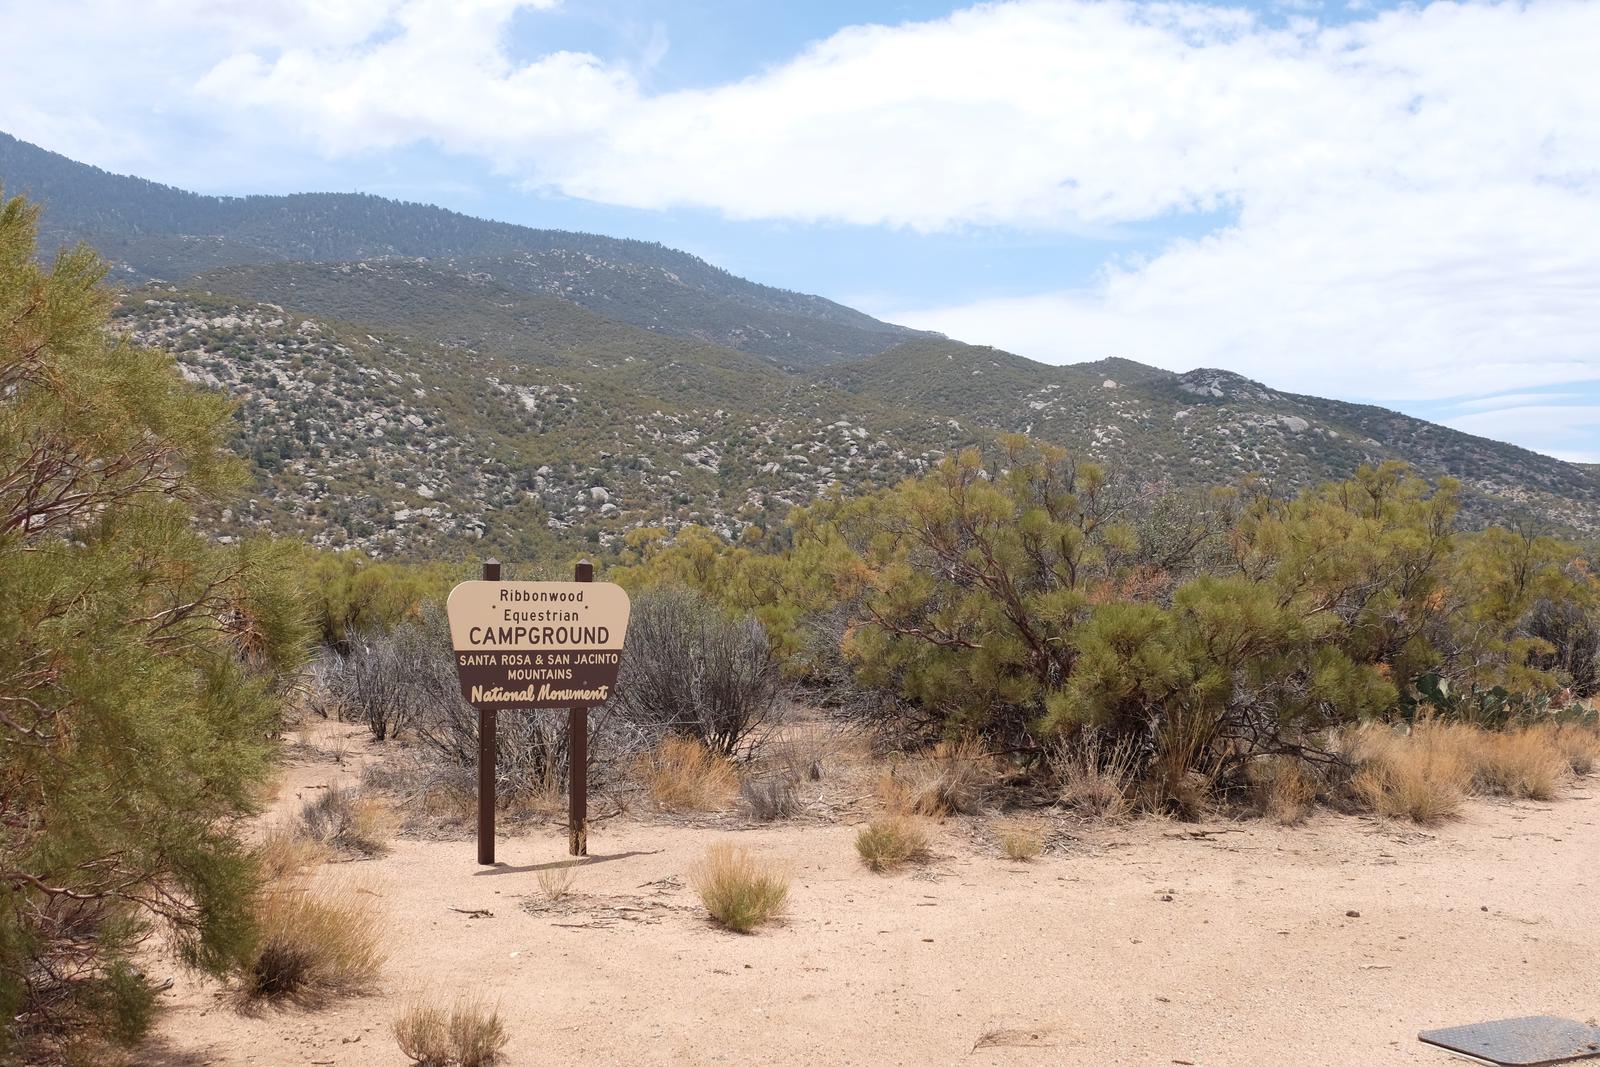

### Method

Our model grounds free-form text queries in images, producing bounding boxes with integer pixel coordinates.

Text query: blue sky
[2,0,1597,461]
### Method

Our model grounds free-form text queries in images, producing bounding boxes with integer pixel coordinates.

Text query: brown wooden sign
[446,580,630,711]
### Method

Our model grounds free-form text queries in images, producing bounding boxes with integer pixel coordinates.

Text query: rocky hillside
[113,280,972,558]
[9,130,1598,554]
[815,342,1600,531]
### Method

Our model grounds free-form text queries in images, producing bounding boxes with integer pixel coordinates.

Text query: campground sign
[446,580,631,711]
[446,560,631,863]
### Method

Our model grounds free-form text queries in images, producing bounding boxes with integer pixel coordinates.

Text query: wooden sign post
[447,560,631,865]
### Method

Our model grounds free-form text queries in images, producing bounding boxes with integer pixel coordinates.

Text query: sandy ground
[145,721,1600,1067]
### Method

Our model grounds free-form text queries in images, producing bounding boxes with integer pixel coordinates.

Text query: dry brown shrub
[1251,756,1318,825]
[738,774,800,820]
[1052,731,1136,819]
[1470,728,1570,800]
[996,818,1046,861]
[1144,713,1223,819]
[298,785,397,857]
[240,879,384,1005]
[855,813,932,872]
[879,737,995,818]
[1348,723,1471,824]
[634,736,739,811]
[393,993,508,1066]
[689,843,789,933]
[393,998,451,1067]
[764,722,841,783]
[1544,722,1600,777]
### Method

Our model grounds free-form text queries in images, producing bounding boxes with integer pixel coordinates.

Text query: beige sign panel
[445,581,631,710]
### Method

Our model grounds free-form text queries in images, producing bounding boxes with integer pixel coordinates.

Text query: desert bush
[298,786,396,857]
[689,844,789,933]
[393,993,508,1067]
[765,723,839,783]
[239,881,384,1004]
[855,814,932,872]
[612,585,784,756]
[739,774,800,820]
[996,819,1046,861]
[635,737,739,811]
[1053,731,1136,819]
[322,609,459,741]
[1348,724,1471,824]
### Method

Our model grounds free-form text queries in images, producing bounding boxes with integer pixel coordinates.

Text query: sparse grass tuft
[689,843,789,933]
[1053,731,1136,820]
[535,860,581,903]
[393,992,509,1066]
[635,737,739,812]
[875,736,996,820]
[240,880,384,1005]
[254,825,331,881]
[299,785,397,857]
[1251,756,1318,826]
[855,813,932,872]
[739,774,800,820]
[996,818,1046,861]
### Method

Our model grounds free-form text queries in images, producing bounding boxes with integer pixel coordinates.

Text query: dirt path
[148,724,1600,1066]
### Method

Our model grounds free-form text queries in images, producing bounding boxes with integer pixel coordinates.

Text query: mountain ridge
[0,131,932,368]
[5,130,1598,553]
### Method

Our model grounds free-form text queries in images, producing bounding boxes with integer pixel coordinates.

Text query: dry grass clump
[1349,721,1581,820]
[1052,731,1136,819]
[1348,722,1472,824]
[254,825,331,880]
[879,736,996,818]
[689,843,789,933]
[393,993,508,1066]
[1251,756,1319,825]
[739,774,800,820]
[535,860,581,903]
[1545,722,1600,777]
[239,880,384,1005]
[1470,728,1570,800]
[995,818,1046,861]
[765,723,840,783]
[299,785,397,857]
[855,813,932,872]
[635,736,739,811]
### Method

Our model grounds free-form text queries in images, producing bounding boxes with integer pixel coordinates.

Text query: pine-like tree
[0,192,307,1057]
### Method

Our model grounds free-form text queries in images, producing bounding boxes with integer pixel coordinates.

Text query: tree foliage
[613,438,1599,802]
[0,193,307,1056]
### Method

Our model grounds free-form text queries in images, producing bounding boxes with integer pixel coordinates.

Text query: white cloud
[2,0,1599,426]
[1445,404,1600,465]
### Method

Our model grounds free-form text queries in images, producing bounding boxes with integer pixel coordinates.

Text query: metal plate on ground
[1419,1017,1600,1066]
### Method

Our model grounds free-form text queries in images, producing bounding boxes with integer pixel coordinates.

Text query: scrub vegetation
[6,172,1600,1065]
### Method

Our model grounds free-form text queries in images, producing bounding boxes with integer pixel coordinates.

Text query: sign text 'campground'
[445,581,631,710]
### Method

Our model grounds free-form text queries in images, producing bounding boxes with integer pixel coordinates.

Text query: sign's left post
[476,558,501,866]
